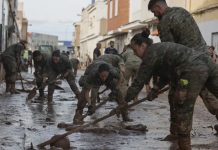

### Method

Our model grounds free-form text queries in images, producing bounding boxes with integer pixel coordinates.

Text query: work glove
[147,88,159,101]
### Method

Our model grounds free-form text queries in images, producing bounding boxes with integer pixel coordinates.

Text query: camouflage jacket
[3,43,24,63]
[95,54,124,68]
[122,47,141,67]
[33,54,49,76]
[158,7,207,51]
[48,54,72,74]
[125,42,207,101]
[80,61,120,89]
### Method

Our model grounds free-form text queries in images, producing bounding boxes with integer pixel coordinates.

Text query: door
[212,32,218,54]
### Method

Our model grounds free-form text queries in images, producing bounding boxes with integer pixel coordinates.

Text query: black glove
[147,88,159,101]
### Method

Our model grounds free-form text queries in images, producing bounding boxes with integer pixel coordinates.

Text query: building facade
[28,32,58,51]
[78,0,107,61]
[190,0,218,53]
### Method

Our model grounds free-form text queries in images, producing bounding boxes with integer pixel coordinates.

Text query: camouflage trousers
[2,55,18,83]
[119,64,139,99]
[169,58,218,138]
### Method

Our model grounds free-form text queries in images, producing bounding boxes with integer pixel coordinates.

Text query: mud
[0,71,217,150]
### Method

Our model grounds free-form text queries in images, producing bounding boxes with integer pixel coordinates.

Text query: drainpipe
[1,0,5,51]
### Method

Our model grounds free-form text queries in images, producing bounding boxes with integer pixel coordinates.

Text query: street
[0,70,217,150]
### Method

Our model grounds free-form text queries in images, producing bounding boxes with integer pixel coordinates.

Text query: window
[109,0,113,18]
[115,0,119,16]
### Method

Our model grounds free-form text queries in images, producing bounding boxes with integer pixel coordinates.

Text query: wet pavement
[0,70,217,150]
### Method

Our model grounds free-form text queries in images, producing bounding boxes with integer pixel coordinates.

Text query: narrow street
[0,71,217,150]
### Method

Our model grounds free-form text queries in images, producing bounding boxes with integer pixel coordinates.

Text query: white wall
[198,19,218,53]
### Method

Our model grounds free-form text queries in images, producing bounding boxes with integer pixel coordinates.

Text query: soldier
[45,50,80,102]
[2,41,26,94]
[148,0,218,140]
[85,54,125,114]
[96,54,125,73]
[93,43,101,60]
[74,61,132,124]
[126,31,218,150]
[104,41,118,55]
[70,58,80,76]
[32,50,48,100]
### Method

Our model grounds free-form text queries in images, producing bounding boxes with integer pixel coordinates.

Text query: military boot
[162,123,178,141]
[73,110,84,125]
[47,95,53,103]
[36,89,45,100]
[10,83,20,94]
[178,135,191,150]
[121,111,133,122]
[5,82,11,93]
[87,105,95,115]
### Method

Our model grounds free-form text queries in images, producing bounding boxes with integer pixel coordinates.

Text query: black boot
[10,83,20,94]
[178,135,191,150]
[73,110,84,125]
[5,82,11,93]
[87,105,95,115]
[162,123,178,141]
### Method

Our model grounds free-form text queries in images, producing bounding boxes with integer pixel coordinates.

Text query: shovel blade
[27,87,37,100]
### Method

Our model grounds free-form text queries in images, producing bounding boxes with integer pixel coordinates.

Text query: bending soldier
[32,50,48,100]
[74,62,132,125]
[148,0,218,140]
[45,50,80,102]
[126,31,218,150]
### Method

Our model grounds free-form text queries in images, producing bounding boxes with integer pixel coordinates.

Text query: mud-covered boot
[73,110,84,125]
[47,95,53,103]
[121,111,133,122]
[36,89,45,100]
[10,83,20,94]
[87,105,95,115]
[5,82,11,93]
[162,123,178,141]
[178,135,191,150]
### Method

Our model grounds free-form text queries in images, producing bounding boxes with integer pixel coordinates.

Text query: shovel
[37,86,169,148]
[26,77,62,100]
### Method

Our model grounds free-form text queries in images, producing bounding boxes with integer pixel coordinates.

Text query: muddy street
[0,71,217,150]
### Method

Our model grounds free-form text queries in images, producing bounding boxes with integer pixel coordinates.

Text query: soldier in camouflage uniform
[32,50,49,100]
[83,54,125,114]
[148,0,218,140]
[126,32,218,150]
[45,50,80,102]
[74,61,131,124]
[96,54,125,73]
[2,41,26,94]
[70,58,80,76]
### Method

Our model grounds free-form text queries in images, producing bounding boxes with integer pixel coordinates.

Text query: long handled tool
[26,77,62,100]
[37,86,169,148]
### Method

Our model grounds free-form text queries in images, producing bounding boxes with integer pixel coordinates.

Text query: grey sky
[23,0,90,41]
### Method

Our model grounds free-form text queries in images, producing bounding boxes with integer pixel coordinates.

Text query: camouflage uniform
[95,54,125,68]
[2,43,24,93]
[46,55,80,102]
[70,58,80,76]
[125,42,218,146]
[93,54,125,105]
[157,7,218,134]
[74,61,130,124]
[33,53,48,98]
[121,47,142,97]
